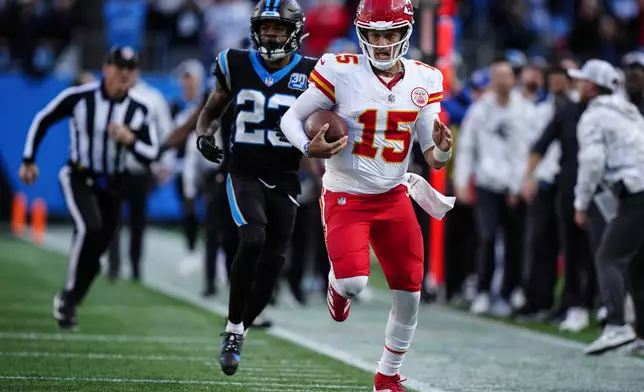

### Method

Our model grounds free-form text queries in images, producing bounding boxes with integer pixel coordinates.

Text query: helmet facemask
[251,18,305,61]
[356,22,412,71]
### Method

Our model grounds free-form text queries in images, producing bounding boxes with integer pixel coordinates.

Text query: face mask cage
[355,22,412,71]
[251,19,302,61]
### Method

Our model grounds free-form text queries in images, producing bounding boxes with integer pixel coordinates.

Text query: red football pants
[320,185,424,292]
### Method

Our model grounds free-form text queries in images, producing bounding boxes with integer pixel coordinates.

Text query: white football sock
[225,320,244,335]
[376,290,420,376]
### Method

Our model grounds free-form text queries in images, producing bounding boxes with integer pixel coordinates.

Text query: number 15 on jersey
[234,89,295,148]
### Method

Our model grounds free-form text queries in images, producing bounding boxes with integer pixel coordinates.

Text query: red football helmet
[355,0,414,70]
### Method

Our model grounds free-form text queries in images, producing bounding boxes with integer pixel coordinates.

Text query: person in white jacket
[569,59,644,355]
[107,78,174,281]
[453,58,536,317]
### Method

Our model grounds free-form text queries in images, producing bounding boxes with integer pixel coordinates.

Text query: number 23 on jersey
[234,89,295,147]
[353,109,418,163]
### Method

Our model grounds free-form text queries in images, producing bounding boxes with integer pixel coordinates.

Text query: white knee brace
[330,272,368,299]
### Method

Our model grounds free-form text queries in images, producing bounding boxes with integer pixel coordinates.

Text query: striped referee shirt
[22,81,159,175]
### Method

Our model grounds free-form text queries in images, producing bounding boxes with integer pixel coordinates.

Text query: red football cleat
[373,372,407,392]
[327,283,351,322]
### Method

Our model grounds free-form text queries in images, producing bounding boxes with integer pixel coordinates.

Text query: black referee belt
[68,162,126,189]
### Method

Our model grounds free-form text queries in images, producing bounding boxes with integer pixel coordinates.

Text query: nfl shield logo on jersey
[338,197,346,205]
[288,73,308,91]
[411,87,430,108]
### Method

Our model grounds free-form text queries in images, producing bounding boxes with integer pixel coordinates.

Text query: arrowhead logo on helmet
[403,0,414,16]
[355,0,415,71]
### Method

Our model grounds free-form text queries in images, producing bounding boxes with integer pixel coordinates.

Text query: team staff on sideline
[526,59,603,331]
[169,60,206,266]
[107,76,174,282]
[569,59,644,355]
[453,58,535,317]
[519,66,569,319]
[18,46,159,330]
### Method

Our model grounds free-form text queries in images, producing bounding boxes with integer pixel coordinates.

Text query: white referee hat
[568,59,620,92]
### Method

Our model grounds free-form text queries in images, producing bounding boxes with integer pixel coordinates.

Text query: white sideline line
[0,331,264,346]
[0,376,362,389]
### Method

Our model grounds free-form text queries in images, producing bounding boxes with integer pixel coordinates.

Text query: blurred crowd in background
[2,0,644,77]
[2,0,644,333]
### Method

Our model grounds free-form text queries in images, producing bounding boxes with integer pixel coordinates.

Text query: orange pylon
[31,198,47,244]
[11,193,27,237]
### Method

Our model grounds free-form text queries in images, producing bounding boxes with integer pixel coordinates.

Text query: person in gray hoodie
[570,59,644,355]
[454,58,536,316]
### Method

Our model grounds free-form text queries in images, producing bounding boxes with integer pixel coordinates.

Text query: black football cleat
[219,331,244,376]
[53,293,78,330]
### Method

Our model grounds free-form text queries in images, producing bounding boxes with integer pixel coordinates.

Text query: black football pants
[226,173,297,328]
[58,166,122,305]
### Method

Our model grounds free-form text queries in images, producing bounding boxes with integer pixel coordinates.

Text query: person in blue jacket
[442,67,490,126]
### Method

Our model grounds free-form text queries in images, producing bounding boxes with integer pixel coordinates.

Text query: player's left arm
[414,66,451,169]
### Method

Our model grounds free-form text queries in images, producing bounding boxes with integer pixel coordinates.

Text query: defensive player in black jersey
[195,0,316,376]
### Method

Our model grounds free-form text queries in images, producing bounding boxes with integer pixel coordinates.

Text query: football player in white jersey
[280,0,452,390]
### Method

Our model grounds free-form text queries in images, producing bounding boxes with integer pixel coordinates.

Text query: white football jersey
[309,53,443,194]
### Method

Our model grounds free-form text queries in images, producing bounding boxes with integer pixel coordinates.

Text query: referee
[18,46,159,330]
[569,59,644,355]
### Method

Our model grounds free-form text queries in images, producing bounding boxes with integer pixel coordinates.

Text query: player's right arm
[194,52,232,163]
[196,51,233,138]
[280,53,347,159]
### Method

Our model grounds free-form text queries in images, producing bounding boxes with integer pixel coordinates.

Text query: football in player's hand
[304,110,348,142]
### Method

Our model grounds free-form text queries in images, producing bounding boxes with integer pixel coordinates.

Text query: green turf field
[0,233,378,392]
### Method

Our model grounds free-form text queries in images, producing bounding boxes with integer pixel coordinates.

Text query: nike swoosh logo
[258,178,276,189]
[320,59,326,65]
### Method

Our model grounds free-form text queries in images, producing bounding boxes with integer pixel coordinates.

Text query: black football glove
[274,120,289,143]
[196,135,223,163]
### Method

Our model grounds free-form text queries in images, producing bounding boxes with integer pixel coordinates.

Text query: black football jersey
[212,48,317,194]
